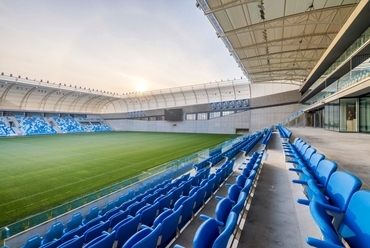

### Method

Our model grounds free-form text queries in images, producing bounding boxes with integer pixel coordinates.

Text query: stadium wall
[104,102,300,134]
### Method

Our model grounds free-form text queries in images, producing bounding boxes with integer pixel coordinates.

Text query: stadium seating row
[282,131,370,247]
[277,125,292,139]
[0,115,112,136]
[0,117,15,137]
[174,149,266,247]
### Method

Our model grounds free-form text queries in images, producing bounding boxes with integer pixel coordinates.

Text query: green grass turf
[0,131,238,227]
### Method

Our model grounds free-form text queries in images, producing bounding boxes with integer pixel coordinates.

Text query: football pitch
[0,131,238,228]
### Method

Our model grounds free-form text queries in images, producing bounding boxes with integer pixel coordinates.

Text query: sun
[135,83,147,92]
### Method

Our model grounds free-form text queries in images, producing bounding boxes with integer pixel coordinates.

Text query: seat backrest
[326,171,362,212]
[137,202,159,227]
[193,182,208,214]
[308,153,325,173]
[157,206,183,248]
[236,175,247,189]
[64,212,82,233]
[308,201,344,246]
[83,220,110,244]
[169,183,184,207]
[128,199,146,216]
[215,198,233,226]
[84,231,116,248]
[58,235,84,248]
[180,178,193,196]
[61,225,87,243]
[193,218,220,248]
[231,192,247,216]
[338,190,370,247]
[212,212,238,248]
[178,192,197,229]
[83,206,99,224]
[42,221,64,244]
[21,234,42,248]
[314,159,338,188]
[122,224,162,248]
[113,214,140,248]
[228,184,241,204]
[303,147,316,164]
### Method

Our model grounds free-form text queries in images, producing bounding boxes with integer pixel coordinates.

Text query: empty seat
[41,221,64,245]
[122,224,162,248]
[174,212,237,248]
[83,220,110,244]
[306,190,370,248]
[84,230,116,248]
[20,234,42,248]
[136,202,159,227]
[63,212,83,234]
[153,206,183,248]
[112,214,140,248]
[82,206,100,225]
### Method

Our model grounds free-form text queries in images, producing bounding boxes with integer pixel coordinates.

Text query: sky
[0,0,244,94]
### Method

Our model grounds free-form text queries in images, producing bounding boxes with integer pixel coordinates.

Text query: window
[209,112,221,119]
[197,113,207,120]
[186,114,196,120]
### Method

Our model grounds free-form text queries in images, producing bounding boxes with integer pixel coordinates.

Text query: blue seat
[120,198,137,211]
[122,224,162,248]
[180,178,193,196]
[63,212,83,234]
[61,225,87,243]
[143,192,158,205]
[174,193,197,230]
[83,220,109,244]
[204,176,216,200]
[82,206,100,225]
[306,190,370,248]
[108,209,129,228]
[298,171,362,213]
[84,215,105,229]
[154,191,174,213]
[20,234,42,248]
[193,182,208,214]
[115,194,127,207]
[128,199,147,216]
[58,235,84,248]
[174,212,238,248]
[103,206,120,220]
[231,192,248,217]
[136,202,159,226]
[112,214,140,248]
[292,159,337,189]
[168,184,184,208]
[290,153,325,177]
[84,230,116,248]
[153,206,183,248]
[41,221,64,245]
[200,197,233,227]
[98,200,116,216]
[39,239,61,248]
[216,184,240,204]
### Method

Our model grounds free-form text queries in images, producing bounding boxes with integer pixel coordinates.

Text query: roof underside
[198,0,359,85]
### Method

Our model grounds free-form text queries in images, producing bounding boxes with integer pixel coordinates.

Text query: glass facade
[324,100,339,131]
[359,96,370,132]
[339,98,358,132]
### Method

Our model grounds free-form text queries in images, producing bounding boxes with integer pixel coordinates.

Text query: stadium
[1,0,370,247]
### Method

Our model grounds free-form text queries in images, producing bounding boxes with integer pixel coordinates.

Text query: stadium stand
[53,116,86,133]
[0,117,15,137]
[15,115,57,135]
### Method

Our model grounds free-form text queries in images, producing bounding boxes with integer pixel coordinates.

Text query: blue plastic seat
[82,206,100,225]
[174,193,197,230]
[83,220,109,244]
[61,225,87,243]
[306,190,370,248]
[20,234,42,248]
[98,200,116,216]
[63,212,83,234]
[128,199,147,216]
[298,171,362,213]
[154,191,174,214]
[216,184,240,204]
[174,212,237,248]
[200,197,233,227]
[84,230,116,248]
[39,239,61,248]
[41,221,64,245]
[108,209,129,228]
[136,202,159,226]
[142,192,158,205]
[153,206,183,248]
[103,206,120,221]
[168,184,184,208]
[193,182,208,214]
[58,235,84,248]
[122,224,162,248]
[112,214,140,248]
[180,178,193,196]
